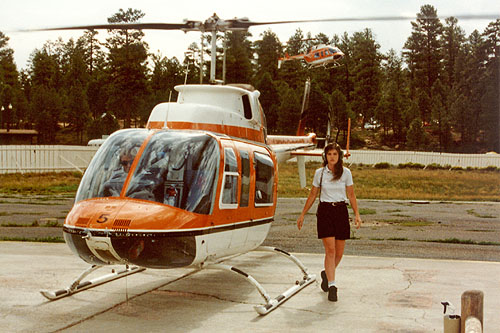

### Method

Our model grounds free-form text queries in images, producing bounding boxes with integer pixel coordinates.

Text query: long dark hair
[323,143,343,180]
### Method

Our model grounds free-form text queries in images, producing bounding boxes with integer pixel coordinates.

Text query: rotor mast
[181,13,251,83]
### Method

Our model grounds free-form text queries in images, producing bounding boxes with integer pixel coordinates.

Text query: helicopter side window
[220,147,238,209]
[254,152,274,207]
[314,52,320,58]
[242,95,252,120]
[239,150,250,207]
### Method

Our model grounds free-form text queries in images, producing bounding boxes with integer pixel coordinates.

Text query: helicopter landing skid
[204,246,316,316]
[40,264,145,301]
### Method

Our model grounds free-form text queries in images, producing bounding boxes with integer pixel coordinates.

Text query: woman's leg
[322,238,346,282]
[322,237,336,282]
[335,239,346,268]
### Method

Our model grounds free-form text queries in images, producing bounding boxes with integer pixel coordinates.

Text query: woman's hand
[355,215,362,229]
[296,215,304,230]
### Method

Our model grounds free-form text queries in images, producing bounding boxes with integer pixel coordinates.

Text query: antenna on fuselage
[163,90,172,129]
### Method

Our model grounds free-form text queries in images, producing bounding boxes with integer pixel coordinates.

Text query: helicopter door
[253,152,274,207]
[220,147,239,209]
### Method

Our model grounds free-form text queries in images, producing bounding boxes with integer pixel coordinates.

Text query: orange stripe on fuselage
[147,121,265,143]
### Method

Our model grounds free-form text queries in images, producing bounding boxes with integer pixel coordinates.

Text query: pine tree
[105,8,149,128]
[350,28,382,125]
[403,5,443,123]
[481,19,500,152]
[0,31,21,130]
[254,29,282,81]
[225,31,253,84]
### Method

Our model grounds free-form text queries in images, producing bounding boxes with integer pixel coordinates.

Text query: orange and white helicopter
[278,44,345,68]
[33,12,497,315]
[36,14,323,315]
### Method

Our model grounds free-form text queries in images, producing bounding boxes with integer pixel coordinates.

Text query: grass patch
[424,238,500,246]
[278,162,500,201]
[0,172,81,195]
[387,237,409,241]
[466,209,497,219]
[386,209,403,213]
[1,220,61,227]
[352,208,376,215]
[0,237,64,243]
[466,229,495,232]
[1,166,499,201]
[378,219,434,227]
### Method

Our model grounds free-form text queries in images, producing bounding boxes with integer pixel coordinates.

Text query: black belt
[321,201,347,206]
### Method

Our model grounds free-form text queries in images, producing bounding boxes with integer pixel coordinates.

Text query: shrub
[398,162,425,169]
[426,163,443,170]
[481,166,499,172]
[374,162,391,169]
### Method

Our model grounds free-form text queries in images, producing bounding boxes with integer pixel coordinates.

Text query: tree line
[0,5,499,153]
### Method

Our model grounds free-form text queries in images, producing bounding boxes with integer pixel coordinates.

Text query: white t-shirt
[312,166,353,203]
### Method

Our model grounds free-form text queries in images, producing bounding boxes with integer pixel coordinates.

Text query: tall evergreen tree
[254,29,282,81]
[225,31,253,84]
[0,31,22,130]
[255,72,279,133]
[29,49,62,143]
[61,40,91,144]
[105,8,149,128]
[350,28,382,124]
[481,19,500,151]
[442,17,466,89]
[403,5,443,123]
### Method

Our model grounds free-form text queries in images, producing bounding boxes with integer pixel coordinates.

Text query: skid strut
[40,265,146,300]
[205,246,316,315]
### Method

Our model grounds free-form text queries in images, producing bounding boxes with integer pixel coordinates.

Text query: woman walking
[296,143,362,301]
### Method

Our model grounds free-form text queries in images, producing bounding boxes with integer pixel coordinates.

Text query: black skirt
[316,202,350,240]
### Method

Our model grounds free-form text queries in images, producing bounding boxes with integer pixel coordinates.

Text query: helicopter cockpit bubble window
[125,131,219,215]
[254,152,274,207]
[75,129,148,202]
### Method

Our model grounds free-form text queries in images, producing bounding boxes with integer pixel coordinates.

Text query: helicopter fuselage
[64,85,281,269]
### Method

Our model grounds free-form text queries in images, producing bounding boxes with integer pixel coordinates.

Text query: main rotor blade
[242,14,499,28]
[23,22,193,32]
[21,13,499,34]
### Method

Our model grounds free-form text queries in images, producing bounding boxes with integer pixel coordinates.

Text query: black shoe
[320,270,328,292]
[328,286,338,302]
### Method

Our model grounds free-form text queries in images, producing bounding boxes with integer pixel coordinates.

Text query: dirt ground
[0,195,499,262]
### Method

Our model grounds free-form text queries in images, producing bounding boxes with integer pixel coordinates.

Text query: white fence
[0,146,499,174]
[0,145,99,174]
[300,149,500,169]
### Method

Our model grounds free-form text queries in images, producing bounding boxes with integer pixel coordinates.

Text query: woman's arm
[346,185,362,229]
[296,186,319,230]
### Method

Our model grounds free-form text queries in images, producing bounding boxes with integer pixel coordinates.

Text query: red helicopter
[279,44,345,68]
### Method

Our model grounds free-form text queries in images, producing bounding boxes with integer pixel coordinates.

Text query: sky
[1,0,500,70]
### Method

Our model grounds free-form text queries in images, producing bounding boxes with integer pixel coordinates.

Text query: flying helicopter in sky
[31,12,499,315]
[278,44,345,69]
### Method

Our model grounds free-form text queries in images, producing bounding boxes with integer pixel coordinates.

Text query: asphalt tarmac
[1,196,500,261]
[1,197,499,332]
[1,242,499,332]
